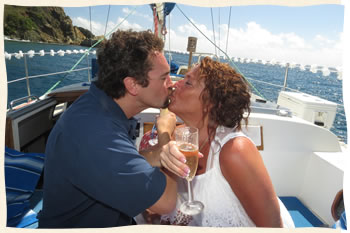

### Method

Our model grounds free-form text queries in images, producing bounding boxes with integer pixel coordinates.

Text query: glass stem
[187,180,193,203]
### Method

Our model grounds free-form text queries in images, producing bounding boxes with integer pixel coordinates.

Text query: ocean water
[4,40,347,143]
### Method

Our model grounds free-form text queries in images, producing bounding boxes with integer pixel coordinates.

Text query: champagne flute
[175,126,204,215]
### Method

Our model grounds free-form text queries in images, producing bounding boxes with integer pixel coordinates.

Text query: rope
[153,6,158,36]
[161,14,167,36]
[225,6,232,54]
[7,68,90,84]
[176,5,266,99]
[210,8,217,57]
[43,6,138,95]
[246,77,289,89]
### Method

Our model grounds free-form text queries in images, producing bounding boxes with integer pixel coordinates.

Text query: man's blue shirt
[39,83,166,228]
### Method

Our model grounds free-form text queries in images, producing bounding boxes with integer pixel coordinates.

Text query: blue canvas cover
[5,147,45,227]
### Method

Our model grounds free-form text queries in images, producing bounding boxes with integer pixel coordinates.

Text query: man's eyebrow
[161,71,170,77]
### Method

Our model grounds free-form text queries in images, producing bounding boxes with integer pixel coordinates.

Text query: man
[38,30,177,228]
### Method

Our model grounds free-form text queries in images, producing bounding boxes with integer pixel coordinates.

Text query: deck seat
[5,147,45,227]
[279,196,324,227]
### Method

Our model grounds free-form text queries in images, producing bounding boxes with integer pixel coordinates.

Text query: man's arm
[147,168,177,214]
[139,110,176,167]
[139,110,178,214]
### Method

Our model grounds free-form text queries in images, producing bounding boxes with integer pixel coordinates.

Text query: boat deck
[16,191,326,228]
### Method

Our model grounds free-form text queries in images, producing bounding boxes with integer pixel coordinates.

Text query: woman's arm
[219,136,283,227]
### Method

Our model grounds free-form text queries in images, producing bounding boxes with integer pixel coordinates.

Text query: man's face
[138,52,172,109]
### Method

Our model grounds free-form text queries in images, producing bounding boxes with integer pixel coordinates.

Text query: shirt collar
[89,82,137,136]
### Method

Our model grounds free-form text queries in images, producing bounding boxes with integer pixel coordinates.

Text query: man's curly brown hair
[95,29,164,99]
[198,57,251,136]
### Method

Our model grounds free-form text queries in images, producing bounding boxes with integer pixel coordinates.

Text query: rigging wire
[225,6,232,54]
[210,8,217,57]
[218,8,220,59]
[176,5,266,99]
[89,6,93,48]
[7,68,90,84]
[167,13,172,65]
[43,6,139,95]
[104,5,111,37]
[88,6,93,82]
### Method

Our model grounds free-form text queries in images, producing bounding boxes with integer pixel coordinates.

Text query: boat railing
[6,49,94,108]
[7,67,91,85]
[9,95,39,111]
[5,50,345,119]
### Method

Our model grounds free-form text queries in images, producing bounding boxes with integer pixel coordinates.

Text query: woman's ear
[123,77,139,96]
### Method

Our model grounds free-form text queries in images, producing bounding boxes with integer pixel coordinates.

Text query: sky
[64,3,344,68]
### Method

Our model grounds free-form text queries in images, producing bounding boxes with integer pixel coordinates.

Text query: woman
[157,57,294,227]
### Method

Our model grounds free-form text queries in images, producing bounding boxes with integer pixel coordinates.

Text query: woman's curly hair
[95,29,164,98]
[198,57,251,134]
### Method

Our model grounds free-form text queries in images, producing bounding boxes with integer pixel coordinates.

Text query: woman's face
[169,65,205,121]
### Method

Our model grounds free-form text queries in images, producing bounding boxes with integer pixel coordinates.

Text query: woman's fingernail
[181,157,186,163]
[183,167,190,177]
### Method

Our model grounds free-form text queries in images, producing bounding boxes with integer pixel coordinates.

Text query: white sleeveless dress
[160,126,295,227]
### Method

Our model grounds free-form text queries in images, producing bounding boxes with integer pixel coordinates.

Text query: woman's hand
[160,141,204,178]
[160,141,190,178]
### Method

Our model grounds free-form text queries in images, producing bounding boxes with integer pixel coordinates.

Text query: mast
[151,3,175,41]
[152,3,165,41]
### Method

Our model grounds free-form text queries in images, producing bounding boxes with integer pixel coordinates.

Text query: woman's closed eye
[185,81,192,86]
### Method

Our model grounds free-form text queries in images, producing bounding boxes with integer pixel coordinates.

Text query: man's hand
[156,109,176,144]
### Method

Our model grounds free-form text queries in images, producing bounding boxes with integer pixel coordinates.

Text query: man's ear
[123,77,139,96]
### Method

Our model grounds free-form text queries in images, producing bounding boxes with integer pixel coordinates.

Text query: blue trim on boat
[5,147,45,228]
[280,196,324,227]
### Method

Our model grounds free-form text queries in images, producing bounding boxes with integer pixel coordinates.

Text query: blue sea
[4,40,347,143]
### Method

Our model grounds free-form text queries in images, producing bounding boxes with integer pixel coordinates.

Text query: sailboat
[3,2,347,230]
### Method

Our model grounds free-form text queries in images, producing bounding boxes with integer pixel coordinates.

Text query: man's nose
[166,76,173,87]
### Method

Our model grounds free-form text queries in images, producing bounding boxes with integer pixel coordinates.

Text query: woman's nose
[174,79,183,89]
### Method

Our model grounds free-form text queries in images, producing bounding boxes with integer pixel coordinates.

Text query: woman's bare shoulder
[219,136,259,165]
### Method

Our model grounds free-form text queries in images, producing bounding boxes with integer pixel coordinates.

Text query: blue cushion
[332,212,347,230]
[14,210,38,228]
[340,212,347,230]
[279,196,324,227]
[5,147,45,227]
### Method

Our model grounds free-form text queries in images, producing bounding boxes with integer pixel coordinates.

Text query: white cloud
[71,17,105,36]
[71,16,144,37]
[122,7,132,14]
[281,32,306,49]
[333,32,344,50]
[314,34,335,48]
[113,17,143,31]
[166,20,343,67]
[72,15,343,67]
[122,7,153,22]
